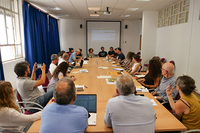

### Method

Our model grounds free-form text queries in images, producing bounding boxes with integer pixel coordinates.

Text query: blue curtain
[0,48,5,80]
[49,16,60,55]
[23,1,60,76]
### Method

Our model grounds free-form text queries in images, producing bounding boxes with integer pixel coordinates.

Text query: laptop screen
[74,94,96,113]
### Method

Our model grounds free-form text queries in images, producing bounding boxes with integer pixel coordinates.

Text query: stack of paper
[75,85,84,91]
[98,66,109,69]
[135,75,146,78]
[136,87,149,92]
[97,75,112,79]
[80,69,89,73]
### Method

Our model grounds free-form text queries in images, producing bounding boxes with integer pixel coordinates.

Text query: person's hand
[40,63,46,71]
[166,85,173,96]
[32,62,38,72]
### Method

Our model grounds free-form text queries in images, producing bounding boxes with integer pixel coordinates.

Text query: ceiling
[25,0,182,20]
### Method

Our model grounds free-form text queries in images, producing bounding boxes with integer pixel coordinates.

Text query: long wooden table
[28,58,186,133]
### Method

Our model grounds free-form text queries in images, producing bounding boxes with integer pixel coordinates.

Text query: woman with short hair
[88,48,95,58]
[0,81,42,131]
[166,76,200,130]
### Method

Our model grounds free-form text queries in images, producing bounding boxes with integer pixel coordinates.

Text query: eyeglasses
[161,68,168,72]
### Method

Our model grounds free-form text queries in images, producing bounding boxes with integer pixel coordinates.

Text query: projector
[103,12,111,15]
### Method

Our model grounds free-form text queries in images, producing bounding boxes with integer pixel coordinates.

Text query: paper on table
[111,61,116,64]
[150,99,157,106]
[113,68,124,71]
[136,87,149,92]
[111,65,121,67]
[80,69,89,73]
[136,75,146,78]
[83,61,88,64]
[98,66,109,69]
[72,71,80,73]
[103,59,107,60]
[75,85,84,91]
[97,75,112,79]
[106,79,116,84]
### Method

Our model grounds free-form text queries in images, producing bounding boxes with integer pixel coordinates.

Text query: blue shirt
[68,52,77,63]
[40,103,88,133]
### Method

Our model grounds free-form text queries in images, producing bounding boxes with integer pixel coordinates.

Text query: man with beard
[14,61,53,113]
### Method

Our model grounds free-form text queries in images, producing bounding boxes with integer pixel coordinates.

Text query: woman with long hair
[0,81,42,131]
[47,62,76,91]
[166,76,200,130]
[128,54,141,75]
[137,59,162,89]
[121,51,134,69]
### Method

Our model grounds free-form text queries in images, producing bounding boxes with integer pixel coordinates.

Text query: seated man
[68,49,81,63]
[152,62,178,102]
[98,46,107,57]
[115,47,125,61]
[76,48,83,59]
[104,75,156,133]
[14,62,53,113]
[40,77,88,133]
[58,53,69,65]
[107,46,115,57]
[49,54,59,75]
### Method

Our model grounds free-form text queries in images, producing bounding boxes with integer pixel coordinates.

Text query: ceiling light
[126,8,139,11]
[58,14,69,17]
[120,15,130,17]
[49,7,62,10]
[88,7,100,11]
[90,14,99,17]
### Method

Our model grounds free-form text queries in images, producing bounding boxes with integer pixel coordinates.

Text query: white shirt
[0,107,42,131]
[49,63,57,75]
[104,94,156,133]
[131,63,139,72]
[58,58,66,65]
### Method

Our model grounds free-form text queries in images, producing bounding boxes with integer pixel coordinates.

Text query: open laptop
[73,94,97,125]
[72,60,84,68]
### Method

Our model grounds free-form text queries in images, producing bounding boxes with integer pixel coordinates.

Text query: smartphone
[168,83,172,91]
[37,63,42,68]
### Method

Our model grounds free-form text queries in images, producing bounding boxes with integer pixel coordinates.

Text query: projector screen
[87,21,121,55]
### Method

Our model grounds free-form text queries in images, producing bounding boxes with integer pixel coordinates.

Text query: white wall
[155,0,200,93]
[121,20,142,55]
[141,11,158,68]
[59,19,142,56]
[59,19,87,55]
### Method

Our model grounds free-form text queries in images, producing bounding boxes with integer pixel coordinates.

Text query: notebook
[73,94,97,125]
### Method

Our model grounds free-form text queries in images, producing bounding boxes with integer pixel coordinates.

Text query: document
[83,61,88,64]
[113,68,124,71]
[97,75,112,79]
[80,69,89,73]
[135,75,146,78]
[136,87,149,92]
[106,78,116,84]
[111,65,121,67]
[150,99,157,106]
[98,66,109,69]
[75,85,84,91]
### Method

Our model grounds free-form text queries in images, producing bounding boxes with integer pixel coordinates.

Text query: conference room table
[28,57,187,133]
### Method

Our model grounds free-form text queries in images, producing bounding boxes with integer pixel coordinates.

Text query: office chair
[161,58,166,64]
[184,129,200,133]
[16,91,43,114]
[38,74,50,93]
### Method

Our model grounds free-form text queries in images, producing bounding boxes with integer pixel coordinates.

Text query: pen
[84,85,88,88]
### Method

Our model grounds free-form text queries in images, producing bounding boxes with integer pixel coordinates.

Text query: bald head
[53,77,76,105]
[116,75,135,96]
[62,53,69,60]
[162,62,174,76]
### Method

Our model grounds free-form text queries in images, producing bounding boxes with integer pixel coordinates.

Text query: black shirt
[108,51,115,56]
[98,51,107,57]
[117,52,125,60]
[144,73,154,87]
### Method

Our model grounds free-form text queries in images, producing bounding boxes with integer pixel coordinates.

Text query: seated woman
[121,51,134,68]
[47,62,76,91]
[0,81,42,132]
[128,54,141,76]
[88,48,95,58]
[166,76,200,130]
[136,58,162,89]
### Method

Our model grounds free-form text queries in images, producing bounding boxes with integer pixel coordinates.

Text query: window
[0,0,22,62]
[158,0,190,28]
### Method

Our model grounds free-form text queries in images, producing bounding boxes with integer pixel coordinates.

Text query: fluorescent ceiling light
[136,0,150,1]
[88,7,100,11]
[90,14,99,17]
[49,7,62,10]
[58,14,69,17]
[120,15,130,17]
[126,8,139,11]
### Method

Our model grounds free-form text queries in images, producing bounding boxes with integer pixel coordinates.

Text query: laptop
[73,60,84,68]
[73,94,97,125]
